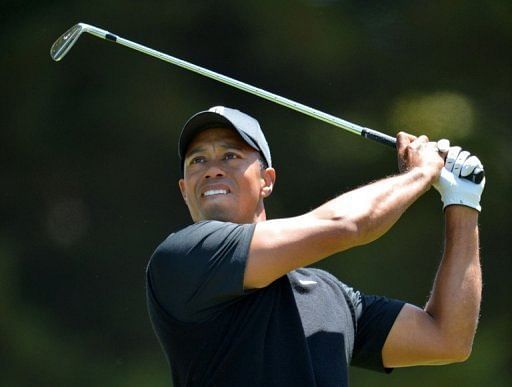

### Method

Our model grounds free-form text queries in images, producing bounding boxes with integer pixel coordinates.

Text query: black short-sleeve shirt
[146,221,404,386]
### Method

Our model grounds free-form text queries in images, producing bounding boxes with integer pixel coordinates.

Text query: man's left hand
[433,143,486,212]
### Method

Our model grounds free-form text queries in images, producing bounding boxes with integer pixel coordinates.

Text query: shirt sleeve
[147,220,256,322]
[350,292,405,373]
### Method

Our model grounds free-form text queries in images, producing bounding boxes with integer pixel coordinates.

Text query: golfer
[146,106,485,386]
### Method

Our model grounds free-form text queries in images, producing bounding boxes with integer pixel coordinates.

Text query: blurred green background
[2,1,511,386]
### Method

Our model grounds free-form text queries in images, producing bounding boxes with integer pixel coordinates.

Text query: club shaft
[52,23,486,183]
[82,25,397,148]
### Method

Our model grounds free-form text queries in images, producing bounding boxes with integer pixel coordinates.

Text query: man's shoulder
[149,220,256,270]
[146,220,258,322]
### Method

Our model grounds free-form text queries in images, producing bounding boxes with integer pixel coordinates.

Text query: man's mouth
[202,189,230,198]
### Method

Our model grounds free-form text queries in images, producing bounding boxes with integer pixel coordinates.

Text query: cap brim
[179,111,260,164]
[179,112,233,160]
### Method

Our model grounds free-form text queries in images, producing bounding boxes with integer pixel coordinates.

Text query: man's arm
[382,206,481,366]
[244,134,443,289]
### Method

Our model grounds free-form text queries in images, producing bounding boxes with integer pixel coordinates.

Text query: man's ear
[178,179,188,204]
[261,168,276,198]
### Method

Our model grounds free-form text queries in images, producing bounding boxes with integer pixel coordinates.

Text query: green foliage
[2,1,511,385]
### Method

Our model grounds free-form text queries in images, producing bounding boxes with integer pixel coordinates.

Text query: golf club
[50,23,483,183]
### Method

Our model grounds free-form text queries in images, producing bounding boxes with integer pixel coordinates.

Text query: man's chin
[200,206,236,223]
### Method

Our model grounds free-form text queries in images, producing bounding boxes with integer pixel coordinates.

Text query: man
[146,106,485,386]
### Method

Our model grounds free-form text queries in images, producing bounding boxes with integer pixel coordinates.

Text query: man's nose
[204,162,226,179]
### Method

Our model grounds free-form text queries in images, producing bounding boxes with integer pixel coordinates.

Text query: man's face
[179,127,275,224]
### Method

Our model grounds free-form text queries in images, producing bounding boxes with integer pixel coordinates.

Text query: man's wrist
[444,206,479,247]
[406,166,438,191]
[445,205,479,223]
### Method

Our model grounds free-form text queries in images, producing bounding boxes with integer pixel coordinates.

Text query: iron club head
[50,23,86,61]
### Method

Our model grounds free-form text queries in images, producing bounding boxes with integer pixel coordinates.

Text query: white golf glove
[433,140,486,212]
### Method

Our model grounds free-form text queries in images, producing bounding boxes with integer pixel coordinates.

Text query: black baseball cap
[178,106,272,171]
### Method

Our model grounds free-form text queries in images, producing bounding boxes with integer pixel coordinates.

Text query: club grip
[361,128,397,148]
[361,128,485,184]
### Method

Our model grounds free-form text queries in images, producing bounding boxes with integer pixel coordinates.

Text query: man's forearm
[247,136,444,289]
[425,206,482,359]
[309,167,434,248]
[247,167,437,289]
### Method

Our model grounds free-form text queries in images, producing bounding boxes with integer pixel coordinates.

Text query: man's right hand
[396,132,444,184]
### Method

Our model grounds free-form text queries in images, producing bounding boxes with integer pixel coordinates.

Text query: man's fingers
[452,150,470,176]
[396,132,417,152]
[426,141,441,153]
[445,146,462,172]
[408,135,430,151]
[397,131,417,142]
[416,135,430,145]
[461,155,483,177]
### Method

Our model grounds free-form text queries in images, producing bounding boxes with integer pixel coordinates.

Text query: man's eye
[190,156,206,165]
[223,153,239,160]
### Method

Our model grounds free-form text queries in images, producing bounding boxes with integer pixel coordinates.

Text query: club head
[50,23,86,61]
